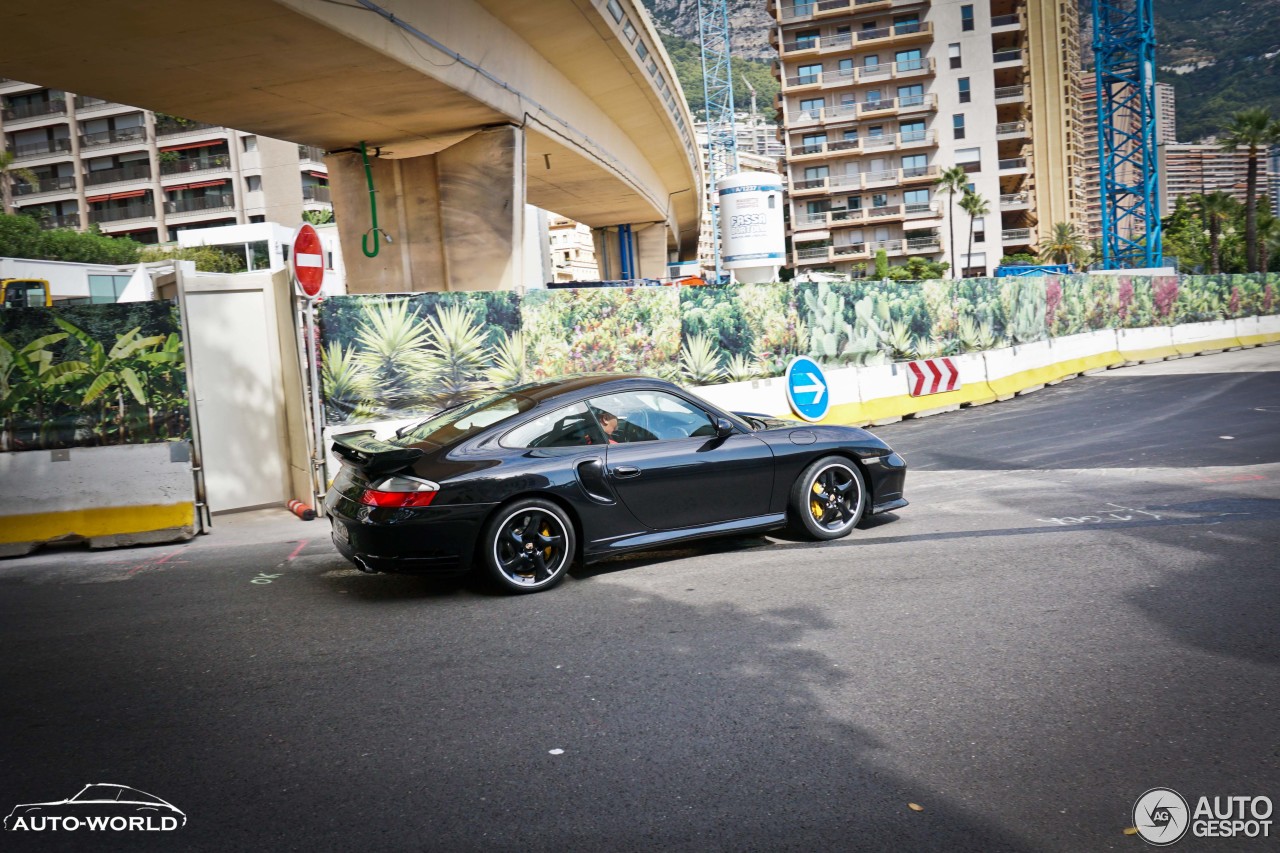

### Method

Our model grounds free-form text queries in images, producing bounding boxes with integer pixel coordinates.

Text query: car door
[586,390,775,531]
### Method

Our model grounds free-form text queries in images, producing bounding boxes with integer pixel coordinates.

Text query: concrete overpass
[0,0,702,290]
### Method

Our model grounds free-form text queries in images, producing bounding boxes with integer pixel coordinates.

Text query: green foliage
[139,244,248,274]
[659,34,779,121]
[0,213,144,264]
[680,333,724,384]
[303,209,335,226]
[0,303,188,450]
[873,249,889,280]
[418,303,493,409]
[1000,253,1038,266]
[887,257,949,281]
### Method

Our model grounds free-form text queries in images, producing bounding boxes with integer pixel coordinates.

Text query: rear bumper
[864,451,908,515]
[325,492,493,575]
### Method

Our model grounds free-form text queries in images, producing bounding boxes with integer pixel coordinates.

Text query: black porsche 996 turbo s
[326,374,907,593]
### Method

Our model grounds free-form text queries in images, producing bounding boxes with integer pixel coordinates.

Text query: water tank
[717,172,785,284]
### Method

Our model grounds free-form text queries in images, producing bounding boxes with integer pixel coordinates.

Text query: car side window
[501,402,605,448]
[586,391,716,442]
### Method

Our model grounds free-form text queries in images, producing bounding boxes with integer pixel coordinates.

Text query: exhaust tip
[353,555,379,574]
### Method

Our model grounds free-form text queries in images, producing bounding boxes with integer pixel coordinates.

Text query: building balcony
[992,48,1025,69]
[782,20,932,54]
[80,126,148,149]
[788,57,934,92]
[10,137,73,161]
[999,191,1032,211]
[897,129,936,150]
[161,155,231,177]
[900,164,939,184]
[998,157,1029,175]
[85,163,152,187]
[1001,227,1034,245]
[154,118,220,138]
[0,79,39,94]
[904,200,942,220]
[789,138,863,160]
[72,96,133,117]
[789,176,831,196]
[164,194,235,217]
[2,99,67,123]
[302,185,331,203]
[12,174,77,198]
[994,85,1027,104]
[89,202,155,225]
[298,145,326,165]
[990,12,1023,33]
[905,235,942,254]
[779,0,893,23]
[41,213,81,229]
[995,120,1029,140]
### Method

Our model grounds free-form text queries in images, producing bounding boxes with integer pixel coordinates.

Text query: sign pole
[291,223,329,518]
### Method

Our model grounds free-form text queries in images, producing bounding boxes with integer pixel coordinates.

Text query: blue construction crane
[698,0,739,282]
[1092,0,1162,269]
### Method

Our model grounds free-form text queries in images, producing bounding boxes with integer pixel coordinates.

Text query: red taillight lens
[358,475,439,508]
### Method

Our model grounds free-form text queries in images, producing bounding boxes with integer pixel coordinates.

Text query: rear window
[398,392,536,447]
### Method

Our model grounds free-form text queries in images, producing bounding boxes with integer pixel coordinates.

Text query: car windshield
[72,785,123,802]
[397,392,536,447]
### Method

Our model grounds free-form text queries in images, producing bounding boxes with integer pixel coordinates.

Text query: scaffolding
[697,0,739,281]
[1092,0,1162,268]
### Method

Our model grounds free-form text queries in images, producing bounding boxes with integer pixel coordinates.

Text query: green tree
[303,209,334,226]
[1257,211,1280,273]
[959,191,990,277]
[1199,191,1237,274]
[1218,107,1280,272]
[934,166,968,279]
[138,244,247,274]
[0,151,38,215]
[1038,222,1090,267]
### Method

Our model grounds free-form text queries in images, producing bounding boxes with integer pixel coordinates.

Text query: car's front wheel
[480,498,576,593]
[789,455,866,540]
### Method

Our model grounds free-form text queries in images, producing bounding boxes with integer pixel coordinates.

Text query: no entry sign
[291,224,324,298]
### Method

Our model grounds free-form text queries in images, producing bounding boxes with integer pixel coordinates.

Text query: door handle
[612,465,641,478]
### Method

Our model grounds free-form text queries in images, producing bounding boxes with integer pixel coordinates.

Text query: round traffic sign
[785,356,830,422]
[291,223,324,298]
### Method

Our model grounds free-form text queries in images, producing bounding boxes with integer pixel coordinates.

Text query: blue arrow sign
[785,356,830,422]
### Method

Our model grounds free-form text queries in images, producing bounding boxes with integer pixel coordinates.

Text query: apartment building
[770,0,1086,276]
[548,215,600,283]
[0,78,331,244]
[1158,142,1253,216]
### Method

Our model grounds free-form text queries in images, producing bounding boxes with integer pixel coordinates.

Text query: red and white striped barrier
[906,357,960,396]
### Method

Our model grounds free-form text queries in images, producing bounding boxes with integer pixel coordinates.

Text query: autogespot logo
[1134,787,1190,846]
[4,783,185,833]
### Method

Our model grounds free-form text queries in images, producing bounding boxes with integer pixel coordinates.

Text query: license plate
[331,519,349,544]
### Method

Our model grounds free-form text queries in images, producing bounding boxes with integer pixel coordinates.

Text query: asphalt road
[2,347,1278,852]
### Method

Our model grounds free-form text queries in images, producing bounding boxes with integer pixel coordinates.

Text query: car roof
[510,373,678,404]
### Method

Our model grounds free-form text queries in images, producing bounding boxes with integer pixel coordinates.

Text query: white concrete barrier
[1046,330,1122,381]
[0,443,196,556]
[1171,319,1242,355]
[985,339,1053,399]
[1235,314,1280,348]
[1117,325,1177,363]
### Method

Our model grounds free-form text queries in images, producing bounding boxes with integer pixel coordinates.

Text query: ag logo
[1134,787,1190,846]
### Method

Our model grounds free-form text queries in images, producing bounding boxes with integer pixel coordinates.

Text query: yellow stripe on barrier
[0,503,194,546]
[1238,332,1280,347]
[1118,344,1180,362]
[1172,336,1244,355]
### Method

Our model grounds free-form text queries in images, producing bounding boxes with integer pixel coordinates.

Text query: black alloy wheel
[481,498,576,593]
[789,455,866,540]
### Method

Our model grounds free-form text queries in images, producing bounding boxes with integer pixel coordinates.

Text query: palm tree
[0,150,38,215]
[1218,108,1280,272]
[958,190,990,277]
[933,165,968,279]
[1257,213,1280,274]
[1038,222,1090,267]
[1198,191,1236,274]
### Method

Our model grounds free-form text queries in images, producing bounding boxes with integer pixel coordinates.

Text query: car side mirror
[715,417,735,438]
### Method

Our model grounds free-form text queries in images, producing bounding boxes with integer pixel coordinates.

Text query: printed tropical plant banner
[317,273,1278,427]
[0,302,189,451]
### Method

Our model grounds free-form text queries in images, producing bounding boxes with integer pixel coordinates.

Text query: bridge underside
[0,0,699,285]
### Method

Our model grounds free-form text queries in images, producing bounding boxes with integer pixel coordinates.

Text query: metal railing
[302,185,331,203]
[74,95,111,109]
[796,245,832,260]
[783,20,927,51]
[41,213,81,229]
[902,165,938,179]
[161,154,231,175]
[154,118,218,137]
[791,177,828,191]
[298,144,326,162]
[993,49,1024,64]
[2,99,67,121]
[80,126,147,148]
[88,202,155,224]
[991,13,1020,26]
[869,204,901,218]
[164,194,234,215]
[865,169,897,183]
[1000,192,1030,206]
[995,121,1027,135]
[906,236,941,251]
[84,163,152,186]
[13,174,76,196]
[11,137,73,159]
[1001,228,1033,242]
[998,157,1028,170]
[833,242,868,256]
[994,85,1027,100]
[904,202,937,215]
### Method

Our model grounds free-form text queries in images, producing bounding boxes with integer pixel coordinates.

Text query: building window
[956,147,981,173]
[605,0,623,24]
[246,175,262,192]
[872,193,888,208]
[798,64,822,85]
[242,135,257,153]
[902,154,928,176]
[949,43,962,69]
[904,189,930,206]
[953,114,966,140]
[901,120,926,142]
[961,5,974,31]
[799,98,824,119]
[972,217,986,243]
[958,77,971,104]
[795,29,819,49]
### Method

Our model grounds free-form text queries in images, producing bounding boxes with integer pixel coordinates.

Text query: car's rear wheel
[789,455,866,540]
[480,498,576,593]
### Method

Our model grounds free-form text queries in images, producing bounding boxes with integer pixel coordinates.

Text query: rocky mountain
[640,0,1280,142]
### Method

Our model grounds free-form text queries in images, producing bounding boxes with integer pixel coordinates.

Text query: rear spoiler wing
[332,430,424,476]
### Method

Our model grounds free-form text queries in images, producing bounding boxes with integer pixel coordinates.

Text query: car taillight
[358,475,440,508]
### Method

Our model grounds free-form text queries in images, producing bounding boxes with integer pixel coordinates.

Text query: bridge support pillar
[327,125,527,292]
[591,222,668,281]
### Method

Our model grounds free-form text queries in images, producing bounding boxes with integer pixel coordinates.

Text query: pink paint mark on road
[124,549,189,578]
[1199,473,1266,484]
[286,540,310,562]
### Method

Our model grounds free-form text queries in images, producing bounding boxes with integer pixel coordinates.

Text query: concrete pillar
[590,222,667,281]
[326,125,526,293]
